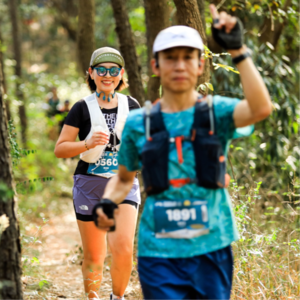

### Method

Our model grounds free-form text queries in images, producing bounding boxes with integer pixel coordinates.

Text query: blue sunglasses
[93,66,122,77]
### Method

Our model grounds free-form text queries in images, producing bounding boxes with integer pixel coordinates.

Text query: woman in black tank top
[54,47,141,300]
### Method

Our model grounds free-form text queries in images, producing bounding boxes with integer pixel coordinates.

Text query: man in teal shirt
[94,5,272,300]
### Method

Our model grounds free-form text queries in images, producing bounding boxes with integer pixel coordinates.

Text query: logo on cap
[97,53,122,63]
[172,34,185,39]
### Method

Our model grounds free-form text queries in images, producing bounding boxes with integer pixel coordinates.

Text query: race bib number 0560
[87,151,118,178]
[154,199,209,239]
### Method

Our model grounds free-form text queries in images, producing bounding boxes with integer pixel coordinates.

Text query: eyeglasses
[93,66,122,77]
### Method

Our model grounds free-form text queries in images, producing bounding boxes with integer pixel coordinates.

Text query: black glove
[212,18,244,50]
[92,198,118,231]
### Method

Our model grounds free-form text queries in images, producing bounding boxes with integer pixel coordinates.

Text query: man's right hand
[92,199,119,231]
[210,4,244,50]
[95,207,118,231]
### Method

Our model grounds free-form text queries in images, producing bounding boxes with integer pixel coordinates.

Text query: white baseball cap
[153,25,204,54]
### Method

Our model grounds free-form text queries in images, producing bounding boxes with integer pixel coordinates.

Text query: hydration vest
[141,96,226,195]
[80,92,129,163]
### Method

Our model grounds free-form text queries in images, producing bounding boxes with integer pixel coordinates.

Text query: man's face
[151,47,204,94]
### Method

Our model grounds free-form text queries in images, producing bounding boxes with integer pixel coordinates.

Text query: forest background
[0,0,299,299]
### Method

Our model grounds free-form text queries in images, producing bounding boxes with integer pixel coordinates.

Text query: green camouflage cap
[90,47,125,67]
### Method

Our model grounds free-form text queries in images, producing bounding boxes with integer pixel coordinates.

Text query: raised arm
[210,4,272,128]
[231,47,272,128]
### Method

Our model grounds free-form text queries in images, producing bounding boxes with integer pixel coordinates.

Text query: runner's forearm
[54,141,87,158]
[103,173,135,205]
[230,46,272,119]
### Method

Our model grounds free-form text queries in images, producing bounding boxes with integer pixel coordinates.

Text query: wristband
[232,51,251,65]
[84,139,89,151]
[92,198,118,231]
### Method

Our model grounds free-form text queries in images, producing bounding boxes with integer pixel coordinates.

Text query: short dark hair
[85,66,128,92]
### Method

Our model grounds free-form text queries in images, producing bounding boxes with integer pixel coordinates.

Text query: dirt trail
[23,199,141,299]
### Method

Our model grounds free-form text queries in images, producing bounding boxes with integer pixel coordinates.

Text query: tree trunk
[8,0,27,147]
[196,0,206,33]
[49,0,77,42]
[0,55,23,300]
[173,0,210,90]
[0,23,11,121]
[77,0,95,75]
[144,0,170,102]
[111,0,145,105]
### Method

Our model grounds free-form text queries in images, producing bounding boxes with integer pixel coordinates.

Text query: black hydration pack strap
[144,96,216,142]
[191,97,215,135]
[145,98,215,139]
[148,102,167,135]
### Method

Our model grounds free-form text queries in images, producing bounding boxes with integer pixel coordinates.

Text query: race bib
[87,151,118,178]
[154,199,209,239]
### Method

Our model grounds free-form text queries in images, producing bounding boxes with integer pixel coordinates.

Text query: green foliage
[21,218,50,292]
[38,279,50,290]
[8,121,37,166]
[65,244,84,265]
[129,6,145,33]
[230,178,300,299]
[6,122,53,293]
[8,120,24,166]
[7,119,54,196]
[0,182,14,203]
[5,69,76,295]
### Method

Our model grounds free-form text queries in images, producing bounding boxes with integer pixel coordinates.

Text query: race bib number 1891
[154,199,209,239]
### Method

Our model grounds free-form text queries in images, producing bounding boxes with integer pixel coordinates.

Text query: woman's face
[89,62,124,94]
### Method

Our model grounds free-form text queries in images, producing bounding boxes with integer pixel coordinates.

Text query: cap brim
[92,59,123,67]
[154,40,204,53]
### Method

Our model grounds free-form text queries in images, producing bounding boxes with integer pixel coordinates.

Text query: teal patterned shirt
[118,95,253,258]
